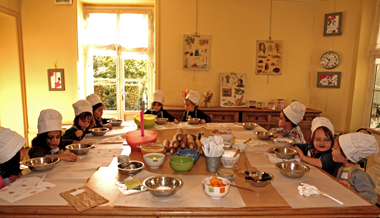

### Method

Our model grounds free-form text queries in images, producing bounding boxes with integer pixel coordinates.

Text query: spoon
[243,138,251,144]
[230,137,236,148]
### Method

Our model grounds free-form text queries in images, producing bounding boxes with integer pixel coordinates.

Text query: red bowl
[126,130,158,152]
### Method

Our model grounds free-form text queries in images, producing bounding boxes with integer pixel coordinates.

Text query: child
[332,132,379,204]
[29,109,77,162]
[293,117,338,175]
[181,90,211,124]
[0,126,26,189]
[269,101,306,143]
[63,100,95,141]
[144,90,179,124]
[86,94,113,130]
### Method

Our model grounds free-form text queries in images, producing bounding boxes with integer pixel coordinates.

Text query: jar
[216,169,235,182]
[257,102,265,109]
[268,102,276,110]
[277,99,284,109]
[249,100,256,108]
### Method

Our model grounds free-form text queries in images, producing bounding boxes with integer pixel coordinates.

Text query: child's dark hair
[92,102,103,112]
[336,136,355,164]
[283,112,297,127]
[0,151,21,178]
[31,132,63,154]
[184,99,198,109]
[151,101,163,108]
[74,112,95,129]
[311,126,334,149]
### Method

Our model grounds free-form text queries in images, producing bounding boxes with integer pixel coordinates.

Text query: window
[81,7,154,119]
[369,58,380,128]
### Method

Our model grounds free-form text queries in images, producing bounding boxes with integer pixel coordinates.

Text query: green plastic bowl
[134,114,156,128]
[169,156,194,172]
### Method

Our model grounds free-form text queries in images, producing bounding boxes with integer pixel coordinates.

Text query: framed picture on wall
[324,12,342,36]
[48,69,65,91]
[317,72,341,88]
[55,0,72,4]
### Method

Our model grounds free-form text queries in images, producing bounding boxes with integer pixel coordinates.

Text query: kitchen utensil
[109,119,123,126]
[118,160,144,175]
[21,157,60,172]
[242,122,258,130]
[254,131,273,140]
[275,162,310,178]
[142,176,183,197]
[273,138,293,147]
[169,156,194,172]
[90,127,109,136]
[125,130,158,152]
[155,118,168,125]
[143,153,165,169]
[272,147,298,159]
[65,143,93,155]
[202,177,231,199]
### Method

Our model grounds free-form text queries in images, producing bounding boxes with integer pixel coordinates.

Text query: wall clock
[320,51,339,69]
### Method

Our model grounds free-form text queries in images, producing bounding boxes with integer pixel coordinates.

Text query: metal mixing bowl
[65,143,92,155]
[242,122,258,130]
[155,118,168,125]
[21,157,60,172]
[272,147,297,159]
[254,131,273,140]
[142,176,183,197]
[109,119,123,126]
[187,118,200,124]
[245,171,274,187]
[118,160,144,175]
[90,127,109,136]
[275,162,310,178]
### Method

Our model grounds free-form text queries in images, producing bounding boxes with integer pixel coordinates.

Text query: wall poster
[220,72,246,107]
[183,35,210,71]
[255,40,283,75]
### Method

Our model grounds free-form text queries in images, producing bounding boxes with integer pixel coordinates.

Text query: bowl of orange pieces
[202,176,231,199]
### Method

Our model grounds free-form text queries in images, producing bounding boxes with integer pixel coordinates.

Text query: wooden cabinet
[164,106,321,142]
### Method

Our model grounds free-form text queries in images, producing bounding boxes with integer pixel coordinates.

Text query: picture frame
[317,72,341,88]
[220,72,246,107]
[324,12,342,36]
[48,69,65,91]
[183,34,210,71]
[55,0,72,4]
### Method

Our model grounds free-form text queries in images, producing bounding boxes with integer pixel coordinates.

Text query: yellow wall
[0,0,20,13]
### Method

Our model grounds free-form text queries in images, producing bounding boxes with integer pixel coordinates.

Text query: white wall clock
[320,51,339,69]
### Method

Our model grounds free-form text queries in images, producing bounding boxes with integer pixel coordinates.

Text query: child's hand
[73,140,81,143]
[60,153,77,162]
[273,133,284,138]
[293,146,304,159]
[338,179,350,188]
[174,119,180,124]
[200,119,206,124]
[103,124,113,130]
[75,130,83,137]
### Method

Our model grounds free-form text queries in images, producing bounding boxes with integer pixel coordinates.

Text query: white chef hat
[311,117,334,135]
[72,100,92,116]
[339,132,379,163]
[38,109,62,134]
[185,90,200,105]
[86,94,102,106]
[0,126,26,164]
[152,90,165,104]
[283,101,306,125]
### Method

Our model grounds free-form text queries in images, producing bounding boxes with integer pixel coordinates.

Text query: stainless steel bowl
[142,176,183,197]
[254,131,273,140]
[245,171,274,187]
[21,157,60,172]
[275,162,310,178]
[272,147,297,159]
[65,143,92,155]
[118,160,144,175]
[187,118,200,124]
[90,127,109,136]
[242,122,258,130]
[109,119,123,126]
[155,118,168,125]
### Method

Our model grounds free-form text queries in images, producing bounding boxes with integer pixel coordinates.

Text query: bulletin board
[255,40,283,75]
[220,72,246,107]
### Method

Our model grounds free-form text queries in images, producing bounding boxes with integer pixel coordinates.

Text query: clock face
[320,51,339,69]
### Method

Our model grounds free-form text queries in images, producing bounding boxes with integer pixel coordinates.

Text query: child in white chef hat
[29,109,77,162]
[86,94,113,130]
[0,126,26,189]
[182,90,211,124]
[63,100,95,141]
[332,132,379,203]
[144,90,179,124]
[293,117,338,175]
[269,101,306,143]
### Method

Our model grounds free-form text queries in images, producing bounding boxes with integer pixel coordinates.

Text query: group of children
[1,91,379,205]
[268,101,379,204]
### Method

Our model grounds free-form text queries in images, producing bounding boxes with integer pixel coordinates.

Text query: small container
[249,100,256,108]
[268,102,276,110]
[216,169,235,182]
[277,99,284,109]
[205,156,221,173]
[257,102,265,109]
[118,155,129,163]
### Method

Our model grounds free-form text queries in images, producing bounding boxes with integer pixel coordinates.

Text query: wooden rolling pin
[187,134,195,149]
[175,128,184,141]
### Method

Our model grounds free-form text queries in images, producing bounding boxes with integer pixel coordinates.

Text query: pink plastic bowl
[126,130,158,152]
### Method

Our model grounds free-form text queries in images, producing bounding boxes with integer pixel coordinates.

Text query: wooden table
[0,127,379,217]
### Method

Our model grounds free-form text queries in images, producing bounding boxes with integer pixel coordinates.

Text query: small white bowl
[210,130,234,142]
[273,138,293,147]
[143,153,165,169]
[221,151,240,168]
[233,140,248,152]
[202,177,231,199]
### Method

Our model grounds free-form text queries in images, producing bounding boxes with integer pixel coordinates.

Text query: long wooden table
[1,125,379,217]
